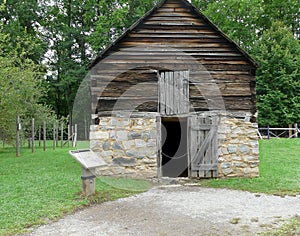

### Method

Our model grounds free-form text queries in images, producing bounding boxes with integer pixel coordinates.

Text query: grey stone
[240,145,249,154]
[149,130,157,139]
[233,156,242,161]
[228,144,237,154]
[102,142,110,151]
[110,118,118,126]
[218,126,231,134]
[233,127,242,134]
[114,150,125,158]
[221,147,229,155]
[90,131,109,140]
[119,119,130,126]
[110,131,116,138]
[122,140,134,149]
[252,148,259,154]
[128,132,141,140]
[125,151,144,159]
[250,141,258,148]
[250,161,259,168]
[100,151,114,158]
[90,125,98,131]
[223,168,233,175]
[135,139,147,148]
[147,139,157,147]
[148,154,157,159]
[245,155,256,161]
[112,142,123,150]
[100,120,108,126]
[112,157,136,167]
[230,139,240,144]
[233,162,246,167]
[100,126,114,131]
[221,162,231,169]
[141,132,150,141]
[116,131,128,141]
[125,151,137,157]
[244,167,252,174]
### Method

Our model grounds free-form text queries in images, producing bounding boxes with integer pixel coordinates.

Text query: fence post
[267,125,270,139]
[67,125,70,147]
[289,124,293,138]
[16,115,20,157]
[71,125,74,147]
[38,126,41,147]
[43,121,46,151]
[31,118,35,153]
[61,122,63,148]
[56,121,59,147]
[73,124,77,147]
[53,122,56,150]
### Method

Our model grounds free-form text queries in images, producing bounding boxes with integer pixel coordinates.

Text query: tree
[0,22,55,144]
[88,0,157,52]
[0,0,47,63]
[254,22,300,126]
[193,0,264,52]
[262,0,300,39]
[39,0,94,118]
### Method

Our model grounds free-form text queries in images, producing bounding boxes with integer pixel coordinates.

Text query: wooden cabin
[89,0,259,178]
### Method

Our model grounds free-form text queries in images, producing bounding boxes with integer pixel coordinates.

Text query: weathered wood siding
[91,0,257,115]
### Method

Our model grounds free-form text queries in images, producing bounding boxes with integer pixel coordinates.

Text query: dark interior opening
[161,117,188,177]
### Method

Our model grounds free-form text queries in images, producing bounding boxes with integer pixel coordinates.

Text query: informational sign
[69,149,107,169]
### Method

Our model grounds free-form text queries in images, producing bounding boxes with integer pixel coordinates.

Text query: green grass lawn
[201,139,300,196]
[1,139,300,235]
[0,143,152,235]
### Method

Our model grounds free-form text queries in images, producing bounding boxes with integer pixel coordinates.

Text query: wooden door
[189,115,218,178]
[159,71,189,115]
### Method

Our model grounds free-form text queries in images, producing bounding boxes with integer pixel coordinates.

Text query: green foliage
[0,0,47,63]
[38,0,96,117]
[197,0,264,51]
[1,0,299,126]
[201,139,300,196]
[254,22,300,126]
[0,143,152,235]
[262,0,300,38]
[0,26,56,144]
[88,0,157,52]
[192,0,300,126]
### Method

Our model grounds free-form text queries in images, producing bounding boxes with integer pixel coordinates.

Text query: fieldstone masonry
[90,115,259,178]
[217,116,259,178]
[90,116,158,178]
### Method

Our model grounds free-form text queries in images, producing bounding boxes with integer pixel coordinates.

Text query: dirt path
[27,185,300,236]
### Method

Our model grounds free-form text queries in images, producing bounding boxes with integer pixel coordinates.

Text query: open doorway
[161,117,188,177]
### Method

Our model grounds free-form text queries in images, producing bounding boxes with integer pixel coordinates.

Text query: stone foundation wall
[90,115,259,179]
[217,117,259,178]
[90,116,158,178]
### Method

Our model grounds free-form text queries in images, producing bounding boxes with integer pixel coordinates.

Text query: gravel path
[27,185,300,236]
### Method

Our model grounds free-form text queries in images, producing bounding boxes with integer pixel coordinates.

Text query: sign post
[69,149,107,196]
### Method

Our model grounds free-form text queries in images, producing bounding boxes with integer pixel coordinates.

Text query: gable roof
[89,0,258,68]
